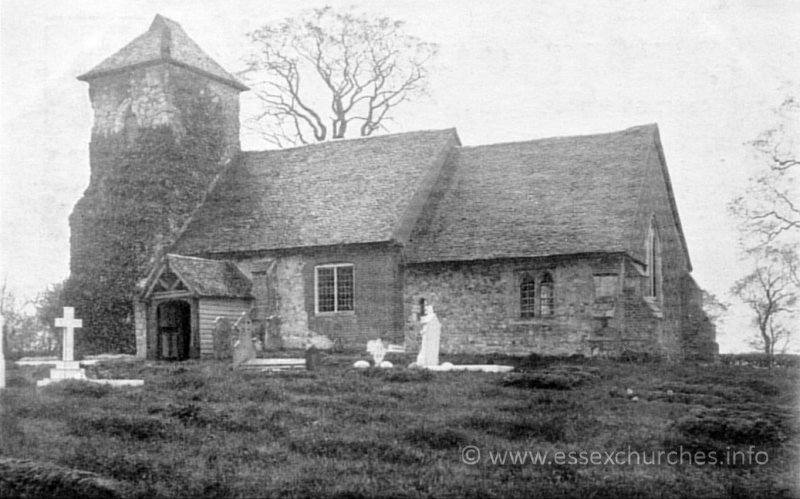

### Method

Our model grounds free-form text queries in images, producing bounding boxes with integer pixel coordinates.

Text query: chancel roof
[406,125,686,264]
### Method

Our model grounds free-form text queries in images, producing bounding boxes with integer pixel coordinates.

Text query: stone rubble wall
[234,244,404,350]
[405,255,632,356]
[681,274,719,361]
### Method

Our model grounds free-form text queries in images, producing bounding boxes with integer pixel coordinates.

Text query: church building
[70,15,717,361]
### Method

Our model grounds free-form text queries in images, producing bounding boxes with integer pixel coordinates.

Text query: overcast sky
[1,0,798,352]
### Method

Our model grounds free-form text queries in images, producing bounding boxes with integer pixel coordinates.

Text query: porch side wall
[198,298,253,357]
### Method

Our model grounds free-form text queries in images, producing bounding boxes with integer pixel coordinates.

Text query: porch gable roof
[142,254,252,299]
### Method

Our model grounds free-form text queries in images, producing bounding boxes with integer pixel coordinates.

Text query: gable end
[651,127,692,272]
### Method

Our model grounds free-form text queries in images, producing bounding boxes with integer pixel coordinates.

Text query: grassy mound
[0,457,124,499]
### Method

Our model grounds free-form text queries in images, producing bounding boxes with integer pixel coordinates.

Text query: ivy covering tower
[69,15,247,354]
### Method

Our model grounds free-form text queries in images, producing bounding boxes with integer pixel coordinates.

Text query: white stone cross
[55,307,82,362]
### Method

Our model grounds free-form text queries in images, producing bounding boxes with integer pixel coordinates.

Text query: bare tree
[1,280,40,357]
[1,279,63,357]
[240,6,438,148]
[730,247,798,367]
[729,95,799,247]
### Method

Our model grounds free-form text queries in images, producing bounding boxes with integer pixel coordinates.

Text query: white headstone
[55,307,82,362]
[233,313,257,368]
[416,305,441,367]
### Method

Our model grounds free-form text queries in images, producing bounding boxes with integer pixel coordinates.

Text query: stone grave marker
[56,307,82,362]
[236,312,309,372]
[38,307,144,387]
[366,339,387,366]
[213,317,234,360]
[232,313,256,368]
[416,305,441,367]
[45,307,89,382]
[305,345,320,371]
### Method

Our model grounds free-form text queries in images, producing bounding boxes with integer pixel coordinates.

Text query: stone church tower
[69,15,247,354]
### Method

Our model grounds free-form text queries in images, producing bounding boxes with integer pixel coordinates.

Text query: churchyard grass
[2,355,798,498]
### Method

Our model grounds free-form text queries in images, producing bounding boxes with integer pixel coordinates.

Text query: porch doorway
[157,300,192,360]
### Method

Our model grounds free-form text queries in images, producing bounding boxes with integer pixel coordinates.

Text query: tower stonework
[69,15,246,354]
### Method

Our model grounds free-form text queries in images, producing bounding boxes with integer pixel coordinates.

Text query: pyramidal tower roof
[78,15,247,91]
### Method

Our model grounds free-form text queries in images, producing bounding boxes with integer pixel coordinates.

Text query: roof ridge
[459,124,658,151]
[167,253,222,262]
[242,128,459,155]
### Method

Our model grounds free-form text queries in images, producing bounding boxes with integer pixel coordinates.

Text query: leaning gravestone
[232,313,256,368]
[416,306,441,367]
[212,317,234,360]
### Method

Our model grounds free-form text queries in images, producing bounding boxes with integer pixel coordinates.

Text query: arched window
[520,274,536,319]
[540,272,555,316]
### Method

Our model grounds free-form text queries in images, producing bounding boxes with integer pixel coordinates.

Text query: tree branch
[240,7,437,146]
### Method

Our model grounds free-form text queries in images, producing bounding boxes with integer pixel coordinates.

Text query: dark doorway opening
[157,301,191,360]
